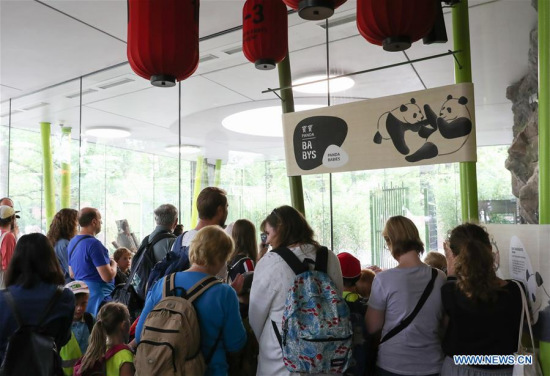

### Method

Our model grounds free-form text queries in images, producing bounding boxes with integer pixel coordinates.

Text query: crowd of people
[0,190,528,376]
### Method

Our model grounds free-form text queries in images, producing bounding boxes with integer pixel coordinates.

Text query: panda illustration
[372,98,434,156]
[404,95,473,163]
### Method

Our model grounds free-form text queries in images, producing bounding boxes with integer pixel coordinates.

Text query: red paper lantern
[243,0,288,70]
[357,0,437,51]
[283,0,346,20]
[127,0,199,87]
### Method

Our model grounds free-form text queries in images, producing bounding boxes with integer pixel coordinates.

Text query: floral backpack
[272,247,353,374]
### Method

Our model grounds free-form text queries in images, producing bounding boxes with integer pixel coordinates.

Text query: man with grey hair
[132,204,178,298]
[150,204,179,262]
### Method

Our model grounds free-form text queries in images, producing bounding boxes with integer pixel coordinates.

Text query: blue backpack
[272,247,353,374]
[146,232,189,294]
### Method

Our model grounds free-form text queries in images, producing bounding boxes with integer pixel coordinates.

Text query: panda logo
[373,98,433,156]
[373,95,473,163]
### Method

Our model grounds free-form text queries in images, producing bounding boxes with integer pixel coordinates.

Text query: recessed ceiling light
[85,127,131,138]
[293,75,354,94]
[166,145,201,154]
[222,105,322,137]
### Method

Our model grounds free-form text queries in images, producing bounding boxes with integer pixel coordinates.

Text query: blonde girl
[76,302,134,376]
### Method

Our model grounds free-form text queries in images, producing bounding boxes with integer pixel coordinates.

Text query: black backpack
[343,294,369,376]
[132,231,176,299]
[0,286,65,376]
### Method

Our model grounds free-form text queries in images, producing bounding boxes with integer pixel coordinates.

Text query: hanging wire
[7,99,12,196]
[325,19,334,252]
[178,82,182,223]
[263,49,462,95]
[78,77,82,210]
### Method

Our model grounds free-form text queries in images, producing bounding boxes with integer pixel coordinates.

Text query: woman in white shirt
[249,205,343,376]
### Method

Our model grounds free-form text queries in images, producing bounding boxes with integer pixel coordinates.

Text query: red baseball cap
[337,252,361,279]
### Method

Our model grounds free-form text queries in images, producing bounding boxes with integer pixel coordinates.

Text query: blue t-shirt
[0,282,75,361]
[68,235,110,283]
[136,271,247,376]
[54,238,72,284]
[73,320,91,354]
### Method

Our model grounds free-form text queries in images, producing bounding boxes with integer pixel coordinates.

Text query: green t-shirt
[106,348,133,376]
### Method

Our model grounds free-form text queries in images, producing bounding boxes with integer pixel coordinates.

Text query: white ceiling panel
[85,75,250,128]
[203,63,281,101]
[43,0,127,41]
[0,86,23,103]
[0,0,126,95]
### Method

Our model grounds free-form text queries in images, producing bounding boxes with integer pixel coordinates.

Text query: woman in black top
[227,219,257,284]
[441,223,522,376]
[0,233,75,373]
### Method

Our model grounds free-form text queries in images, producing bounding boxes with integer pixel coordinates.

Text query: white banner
[485,224,550,330]
[283,83,476,176]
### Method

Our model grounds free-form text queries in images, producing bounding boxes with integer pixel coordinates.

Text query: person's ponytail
[79,320,107,373]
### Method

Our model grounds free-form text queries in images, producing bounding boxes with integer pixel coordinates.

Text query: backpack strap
[271,247,308,275]
[379,268,438,344]
[104,344,131,361]
[83,312,94,333]
[172,231,188,253]
[314,246,329,273]
[162,273,177,299]
[272,320,283,350]
[129,231,176,289]
[148,231,177,249]
[69,235,93,260]
[37,286,65,327]
[186,276,221,304]
[205,328,223,364]
[2,289,24,328]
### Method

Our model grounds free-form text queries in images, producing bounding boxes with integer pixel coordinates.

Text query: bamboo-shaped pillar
[538,0,550,373]
[40,122,56,228]
[214,159,222,187]
[278,54,306,216]
[452,0,479,222]
[60,126,72,208]
[190,155,204,228]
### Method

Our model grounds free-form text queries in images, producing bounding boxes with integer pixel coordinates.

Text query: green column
[278,53,305,216]
[40,122,56,228]
[452,0,479,222]
[540,0,550,225]
[538,2,550,374]
[60,126,72,208]
[214,159,222,186]
[191,155,204,228]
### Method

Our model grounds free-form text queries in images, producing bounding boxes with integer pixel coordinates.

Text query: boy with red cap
[337,252,370,376]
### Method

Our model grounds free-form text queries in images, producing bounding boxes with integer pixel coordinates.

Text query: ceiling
[0,0,538,162]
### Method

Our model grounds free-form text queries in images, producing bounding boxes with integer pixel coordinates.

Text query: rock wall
[505,5,539,224]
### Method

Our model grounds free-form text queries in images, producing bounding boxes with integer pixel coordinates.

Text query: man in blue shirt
[68,207,117,316]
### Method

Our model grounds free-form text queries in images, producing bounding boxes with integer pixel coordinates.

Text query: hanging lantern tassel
[282,0,346,21]
[127,0,200,87]
[424,1,449,45]
[357,0,437,52]
[243,0,288,70]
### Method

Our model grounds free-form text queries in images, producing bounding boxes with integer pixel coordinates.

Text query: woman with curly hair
[441,223,523,376]
[47,208,79,283]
